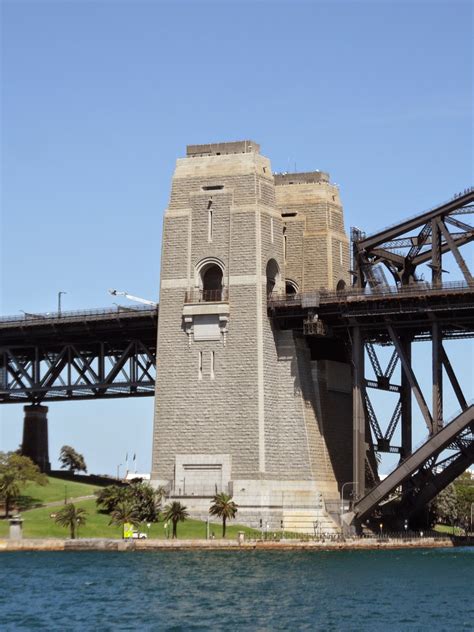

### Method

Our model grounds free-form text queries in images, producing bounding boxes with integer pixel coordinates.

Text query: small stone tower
[151,141,352,531]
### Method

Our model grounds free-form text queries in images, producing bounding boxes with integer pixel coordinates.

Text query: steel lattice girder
[352,189,474,286]
[0,340,156,404]
[353,406,474,522]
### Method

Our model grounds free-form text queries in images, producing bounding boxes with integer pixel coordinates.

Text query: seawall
[1,536,468,552]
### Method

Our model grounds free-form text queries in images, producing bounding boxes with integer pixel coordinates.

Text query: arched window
[285,280,298,295]
[336,279,346,293]
[266,259,280,297]
[202,264,223,301]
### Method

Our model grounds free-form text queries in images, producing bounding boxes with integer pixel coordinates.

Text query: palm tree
[55,503,88,539]
[0,472,21,518]
[209,493,238,538]
[95,485,128,514]
[162,501,189,538]
[109,502,140,538]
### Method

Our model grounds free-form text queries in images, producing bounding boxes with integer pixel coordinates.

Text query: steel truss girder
[352,307,471,501]
[354,406,474,522]
[0,340,156,404]
[352,189,474,288]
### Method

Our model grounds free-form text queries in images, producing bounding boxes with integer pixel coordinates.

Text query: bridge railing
[184,288,229,303]
[268,280,473,308]
[0,304,157,326]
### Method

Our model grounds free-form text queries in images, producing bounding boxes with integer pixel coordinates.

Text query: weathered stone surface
[151,141,353,532]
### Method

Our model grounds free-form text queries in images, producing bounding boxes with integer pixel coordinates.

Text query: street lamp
[117,463,122,480]
[58,291,67,317]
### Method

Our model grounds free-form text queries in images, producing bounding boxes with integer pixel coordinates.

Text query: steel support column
[400,336,412,459]
[432,321,443,433]
[431,218,442,287]
[352,326,366,499]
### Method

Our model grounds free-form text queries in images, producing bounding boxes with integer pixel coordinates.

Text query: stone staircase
[279,491,341,535]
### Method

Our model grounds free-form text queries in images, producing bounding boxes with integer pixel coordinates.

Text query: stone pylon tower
[151,141,352,531]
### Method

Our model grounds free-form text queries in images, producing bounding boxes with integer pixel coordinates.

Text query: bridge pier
[21,405,51,473]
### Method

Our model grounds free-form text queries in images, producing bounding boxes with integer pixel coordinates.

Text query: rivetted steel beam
[441,345,468,411]
[352,326,366,499]
[355,190,474,251]
[437,218,474,285]
[387,325,433,433]
[432,321,443,433]
[353,405,474,521]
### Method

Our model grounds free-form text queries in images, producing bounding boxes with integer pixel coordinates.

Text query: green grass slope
[19,476,104,507]
[0,495,260,540]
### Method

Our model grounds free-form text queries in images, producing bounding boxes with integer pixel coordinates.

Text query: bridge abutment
[22,405,51,473]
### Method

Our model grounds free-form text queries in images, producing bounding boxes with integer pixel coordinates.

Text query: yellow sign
[124,522,134,539]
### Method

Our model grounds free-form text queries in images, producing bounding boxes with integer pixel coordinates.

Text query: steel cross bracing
[0,306,158,404]
[268,188,474,525]
[351,188,474,288]
[353,404,474,524]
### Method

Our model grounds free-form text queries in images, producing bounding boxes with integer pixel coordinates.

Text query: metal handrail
[184,288,228,303]
[0,304,157,325]
[268,280,473,307]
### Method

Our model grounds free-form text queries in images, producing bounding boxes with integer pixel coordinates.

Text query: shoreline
[1,536,471,552]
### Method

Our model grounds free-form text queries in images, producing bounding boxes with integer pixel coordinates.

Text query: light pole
[116,463,122,480]
[58,291,67,317]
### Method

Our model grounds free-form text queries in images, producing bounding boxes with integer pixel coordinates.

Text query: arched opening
[285,280,298,295]
[266,259,280,297]
[202,265,223,301]
[336,279,346,293]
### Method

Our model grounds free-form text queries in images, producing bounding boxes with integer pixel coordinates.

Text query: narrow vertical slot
[198,351,203,380]
[210,351,215,380]
[208,200,213,242]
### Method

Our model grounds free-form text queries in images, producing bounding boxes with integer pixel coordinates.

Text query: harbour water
[1,548,472,631]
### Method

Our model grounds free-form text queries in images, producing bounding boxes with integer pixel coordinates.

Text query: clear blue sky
[1,0,472,475]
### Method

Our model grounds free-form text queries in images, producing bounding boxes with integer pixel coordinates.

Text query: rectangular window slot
[202,185,224,191]
[210,351,215,380]
[208,209,213,242]
[282,212,297,218]
[198,351,203,380]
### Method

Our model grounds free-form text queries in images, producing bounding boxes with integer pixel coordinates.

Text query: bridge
[1,187,473,528]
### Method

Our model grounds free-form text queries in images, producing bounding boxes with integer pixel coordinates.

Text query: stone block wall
[152,141,353,531]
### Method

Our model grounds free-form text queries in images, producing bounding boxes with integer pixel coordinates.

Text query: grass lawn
[0,496,260,540]
[434,523,465,536]
[19,475,104,508]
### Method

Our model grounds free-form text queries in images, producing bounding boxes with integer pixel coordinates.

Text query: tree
[109,502,141,538]
[95,485,129,514]
[430,470,474,532]
[209,493,238,538]
[59,445,87,473]
[54,503,88,539]
[96,481,162,522]
[432,484,458,526]
[0,452,48,517]
[453,470,474,530]
[162,501,189,538]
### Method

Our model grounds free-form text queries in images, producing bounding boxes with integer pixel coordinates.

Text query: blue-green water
[1,548,472,631]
